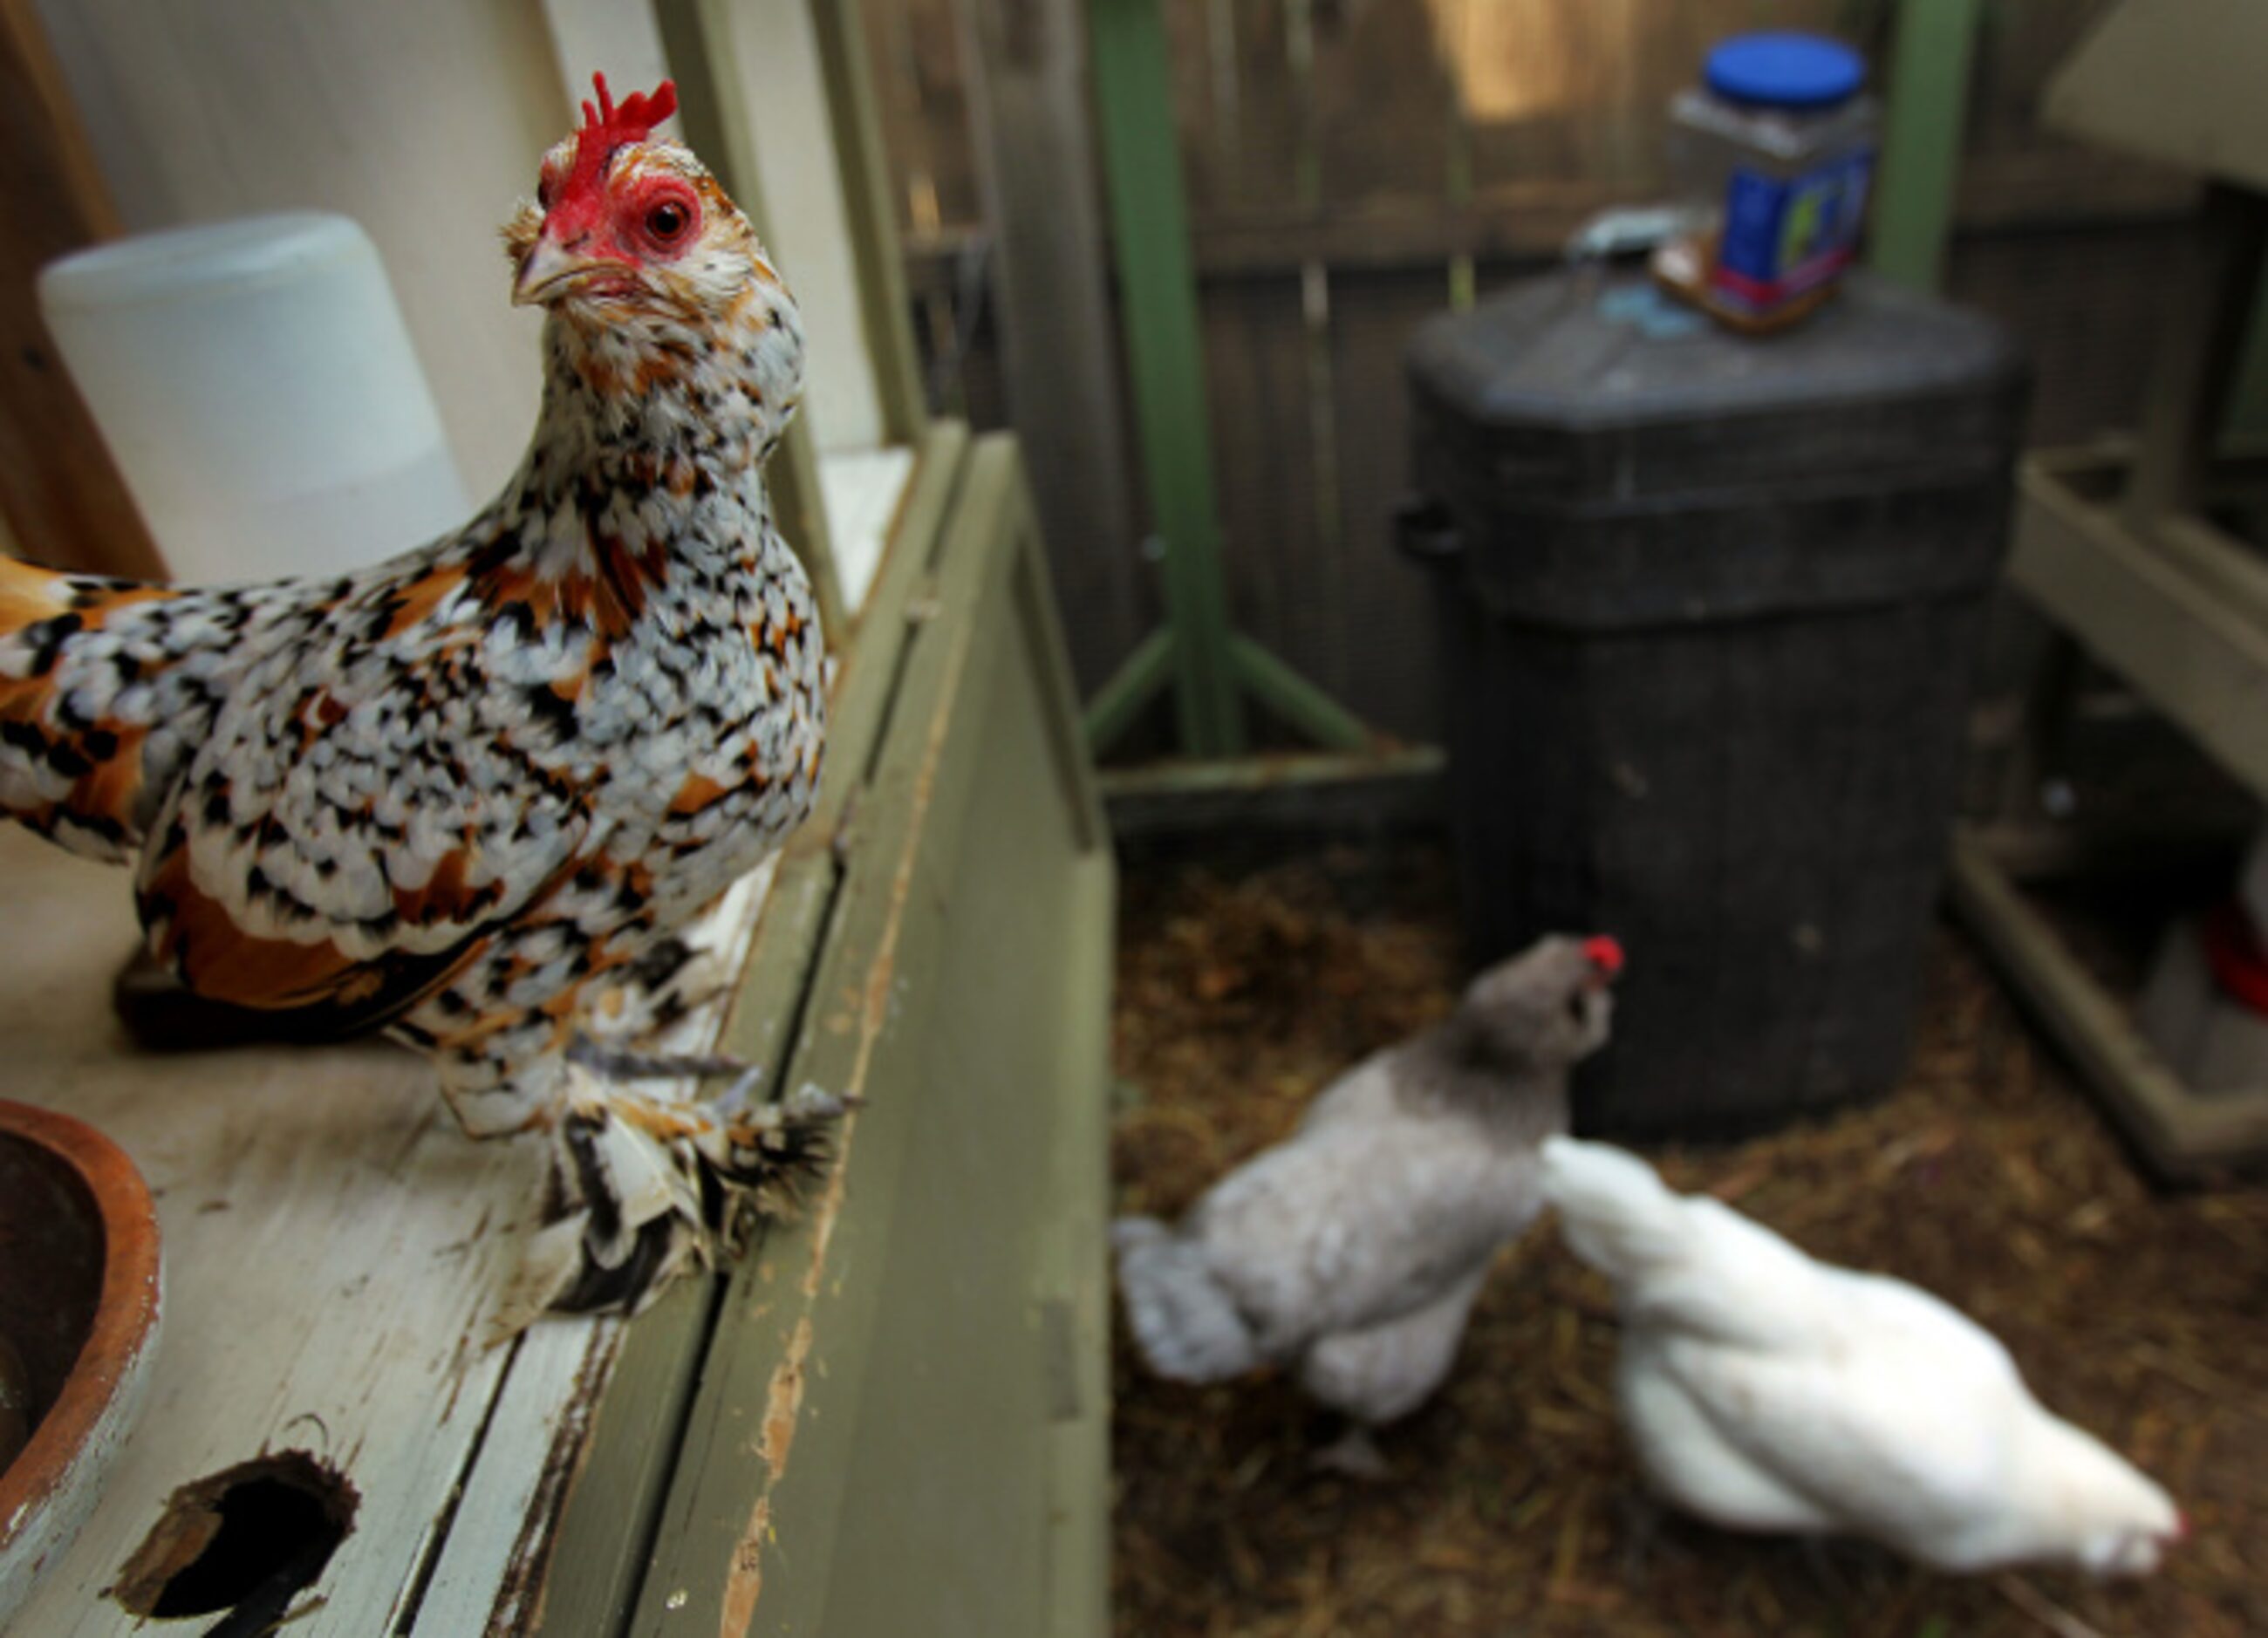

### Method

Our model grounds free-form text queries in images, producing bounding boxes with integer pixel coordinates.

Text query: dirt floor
[1108,843,2268,1638]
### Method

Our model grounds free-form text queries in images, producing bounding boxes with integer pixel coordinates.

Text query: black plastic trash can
[1402,271,2026,1138]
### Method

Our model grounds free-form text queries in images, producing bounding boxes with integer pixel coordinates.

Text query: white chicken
[1540,1136,2184,1575]
[1114,932,1622,1472]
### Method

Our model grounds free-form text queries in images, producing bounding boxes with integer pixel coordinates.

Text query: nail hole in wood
[110,1450,357,1625]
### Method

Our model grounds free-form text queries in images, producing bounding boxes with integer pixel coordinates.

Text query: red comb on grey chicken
[0,75,836,1320]
[1112,932,1620,1474]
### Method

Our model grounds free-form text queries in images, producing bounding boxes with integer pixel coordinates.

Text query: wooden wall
[22,0,905,564]
[864,0,2203,741]
[33,0,570,502]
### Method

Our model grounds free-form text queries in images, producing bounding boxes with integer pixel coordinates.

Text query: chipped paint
[757,1318,811,1473]
[486,1323,625,1635]
[711,503,983,1629]
[717,1498,770,1635]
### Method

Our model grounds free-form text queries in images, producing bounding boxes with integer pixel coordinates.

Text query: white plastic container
[38,213,468,587]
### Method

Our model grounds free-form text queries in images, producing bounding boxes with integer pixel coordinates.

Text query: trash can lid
[1406,270,2023,438]
[1704,32,1865,111]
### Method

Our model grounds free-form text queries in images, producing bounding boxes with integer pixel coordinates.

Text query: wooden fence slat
[1201,272,1329,735]
[1310,0,1457,209]
[1159,0,1226,213]
[1218,0,1307,212]
[1323,264,1459,741]
[861,0,984,235]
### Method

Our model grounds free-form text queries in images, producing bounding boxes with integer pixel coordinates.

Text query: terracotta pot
[0,1100,163,1620]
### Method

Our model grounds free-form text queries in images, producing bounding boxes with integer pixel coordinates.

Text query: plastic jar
[1666,32,1878,324]
[39,213,468,586]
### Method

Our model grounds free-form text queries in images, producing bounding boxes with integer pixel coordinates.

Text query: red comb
[1584,936,1624,975]
[557,72,678,215]
[580,72,676,148]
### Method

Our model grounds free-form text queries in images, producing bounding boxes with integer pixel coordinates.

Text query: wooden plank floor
[3,449,914,1634]
[0,828,775,1633]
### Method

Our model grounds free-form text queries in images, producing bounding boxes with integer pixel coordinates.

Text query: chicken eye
[1565,993,1588,1026]
[646,200,691,241]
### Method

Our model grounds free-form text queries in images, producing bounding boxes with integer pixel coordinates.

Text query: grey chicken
[1113,932,1622,1472]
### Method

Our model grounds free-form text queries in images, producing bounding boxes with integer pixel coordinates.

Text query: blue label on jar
[1713,149,1875,312]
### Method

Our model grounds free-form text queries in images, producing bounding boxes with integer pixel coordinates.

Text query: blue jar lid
[1704,32,1864,110]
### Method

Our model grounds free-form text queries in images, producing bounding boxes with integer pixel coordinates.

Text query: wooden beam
[952,0,1141,693]
[0,0,162,579]
[2042,0,2268,195]
[1162,160,2198,283]
[1089,0,1244,754]
[896,155,2199,295]
[2007,458,2268,800]
[1099,745,1445,838]
[1950,831,2268,1180]
[1870,0,1983,293]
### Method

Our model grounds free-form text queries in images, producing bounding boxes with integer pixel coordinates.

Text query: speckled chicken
[0,77,837,1317]
[1113,933,1622,1471]
[1542,1137,2184,1575]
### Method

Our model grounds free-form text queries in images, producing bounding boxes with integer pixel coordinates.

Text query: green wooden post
[1084,0,1378,760]
[1088,0,1243,755]
[1231,636,1368,751]
[1081,627,1176,750]
[1869,0,1983,293]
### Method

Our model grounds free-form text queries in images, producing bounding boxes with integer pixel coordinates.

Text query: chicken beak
[514,238,613,307]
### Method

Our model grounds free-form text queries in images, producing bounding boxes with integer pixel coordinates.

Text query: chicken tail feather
[1111,1216,1260,1382]
[0,555,190,863]
[1539,1135,1693,1283]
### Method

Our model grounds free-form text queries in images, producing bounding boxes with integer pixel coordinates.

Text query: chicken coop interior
[0,1,2264,1635]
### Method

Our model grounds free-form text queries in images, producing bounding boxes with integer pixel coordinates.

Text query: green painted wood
[808,0,929,447]
[1032,835,1114,1638]
[1086,0,1379,763]
[1089,0,1242,755]
[1082,626,1175,754]
[1097,745,1445,837]
[1232,634,1371,751]
[518,1281,707,1635]
[1869,0,1983,294]
[622,434,1112,1636]
[534,422,970,1634]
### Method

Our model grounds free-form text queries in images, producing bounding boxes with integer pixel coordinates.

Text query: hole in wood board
[110,1450,357,1626]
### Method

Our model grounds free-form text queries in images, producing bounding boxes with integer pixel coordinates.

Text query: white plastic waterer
[38,212,469,586]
